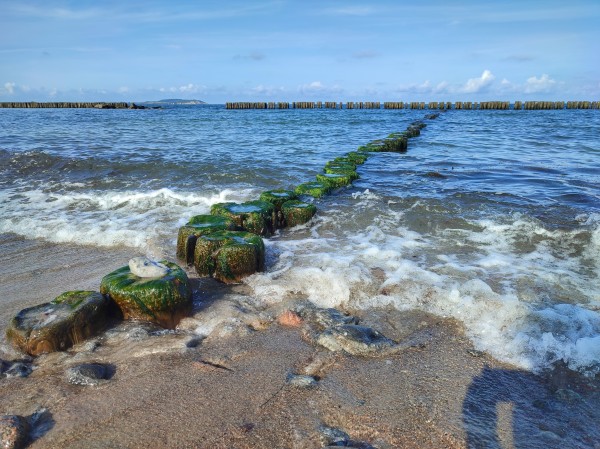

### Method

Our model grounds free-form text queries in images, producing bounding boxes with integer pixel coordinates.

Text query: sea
[1,105,599,376]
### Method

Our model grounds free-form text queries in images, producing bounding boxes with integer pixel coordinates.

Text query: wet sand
[1,234,599,449]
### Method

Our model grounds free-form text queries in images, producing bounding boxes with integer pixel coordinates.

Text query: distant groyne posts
[225,101,600,110]
[0,102,148,109]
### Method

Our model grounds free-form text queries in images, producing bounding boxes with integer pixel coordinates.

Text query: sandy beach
[1,233,599,449]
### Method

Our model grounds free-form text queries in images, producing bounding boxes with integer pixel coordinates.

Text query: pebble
[0,415,29,449]
[66,363,110,386]
[287,374,317,388]
[2,362,32,379]
[319,426,350,446]
[317,324,395,356]
[277,310,303,327]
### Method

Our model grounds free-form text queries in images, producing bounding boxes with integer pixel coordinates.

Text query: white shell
[128,257,170,278]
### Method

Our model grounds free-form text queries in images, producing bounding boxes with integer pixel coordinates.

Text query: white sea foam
[246,194,600,374]
[0,186,256,252]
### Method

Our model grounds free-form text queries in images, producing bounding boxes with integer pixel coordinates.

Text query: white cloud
[159,83,207,94]
[3,82,15,94]
[524,74,556,93]
[460,69,495,93]
[322,6,374,16]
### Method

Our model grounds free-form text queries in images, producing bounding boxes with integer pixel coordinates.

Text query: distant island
[140,99,206,105]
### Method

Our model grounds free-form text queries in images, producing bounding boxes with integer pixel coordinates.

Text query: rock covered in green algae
[316,172,354,188]
[0,415,29,449]
[210,201,275,237]
[358,135,408,152]
[5,291,116,356]
[259,190,298,228]
[281,200,317,227]
[405,126,421,138]
[343,151,368,165]
[259,190,298,209]
[177,215,237,265]
[194,230,265,283]
[325,160,357,171]
[323,164,359,181]
[295,181,331,198]
[100,261,191,329]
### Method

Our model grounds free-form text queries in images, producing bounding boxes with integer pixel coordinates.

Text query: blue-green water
[1,105,599,374]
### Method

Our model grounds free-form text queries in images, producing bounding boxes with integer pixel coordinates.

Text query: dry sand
[1,233,599,449]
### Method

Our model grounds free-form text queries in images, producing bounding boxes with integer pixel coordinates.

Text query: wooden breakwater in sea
[0,102,145,109]
[225,101,600,110]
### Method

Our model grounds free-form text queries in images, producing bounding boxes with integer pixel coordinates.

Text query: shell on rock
[128,257,170,278]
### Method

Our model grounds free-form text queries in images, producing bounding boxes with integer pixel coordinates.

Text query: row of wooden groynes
[226,101,600,110]
[0,102,144,109]
[4,113,438,357]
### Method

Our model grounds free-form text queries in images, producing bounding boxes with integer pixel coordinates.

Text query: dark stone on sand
[299,307,358,329]
[100,262,192,329]
[317,324,395,356]
[65,363,111,386]
[287,374,318,388]
[319,426,350,447]
[0,415,29,449]
[1,362,32,378]
[5,291,116,356]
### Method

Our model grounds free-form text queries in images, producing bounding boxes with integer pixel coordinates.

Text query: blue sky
[1,0,599,102]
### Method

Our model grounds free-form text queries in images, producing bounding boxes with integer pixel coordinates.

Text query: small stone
[66,363,109,386]
[554,388,583,403]
[0,415,29,449]
[128,257,170,278]
[287,374,317,388]
[319,426,350,446]
[317,324,395,356]
[2,362,32,378]
[277,310,303,327]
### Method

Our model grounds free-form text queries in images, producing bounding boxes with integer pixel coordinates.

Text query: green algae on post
[316,172,354,188]
[281,200,317,227]
[325,160,357,171]
[323,163,359,181]
[342,151,368,164]
[177,215,237,266]
[194,230,265,283]
[100,261,192,329]
[259,190,298,228]
[211,201,275,237]
[259,190,298,209]
[295,181,331,198]
[6,291,116,356]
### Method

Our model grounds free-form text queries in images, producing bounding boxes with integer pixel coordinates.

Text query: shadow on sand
[462,365,600,449]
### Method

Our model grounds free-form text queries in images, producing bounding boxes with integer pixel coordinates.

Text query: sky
[0,0,599,103]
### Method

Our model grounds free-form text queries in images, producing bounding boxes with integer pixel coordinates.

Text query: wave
[246,190,600,375]
[0,186,256,252]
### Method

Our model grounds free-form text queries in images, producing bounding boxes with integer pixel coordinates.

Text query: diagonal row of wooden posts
[4,112,440,357]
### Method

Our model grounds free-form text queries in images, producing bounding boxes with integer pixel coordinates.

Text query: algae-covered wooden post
[100,260,192,329]
[194,231,265,283]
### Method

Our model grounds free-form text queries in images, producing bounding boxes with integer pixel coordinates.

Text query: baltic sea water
[1,105,599,374]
